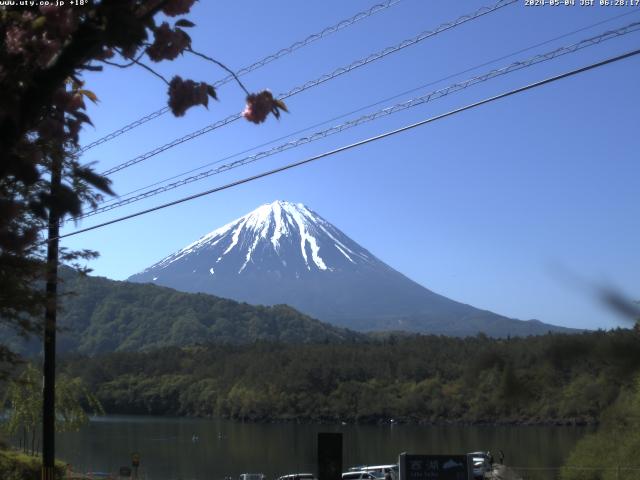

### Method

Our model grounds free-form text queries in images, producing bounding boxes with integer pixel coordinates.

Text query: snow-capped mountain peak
[140,200,373,279]
[129,200,574,337]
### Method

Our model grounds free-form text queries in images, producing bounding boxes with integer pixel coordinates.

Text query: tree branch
[0,0,176,161]
[113,48,169,85]
[186,48,250,96]
[0,21,104,162]
[101,50,147,69]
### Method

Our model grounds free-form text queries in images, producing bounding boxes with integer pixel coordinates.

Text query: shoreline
[87,412,599,428]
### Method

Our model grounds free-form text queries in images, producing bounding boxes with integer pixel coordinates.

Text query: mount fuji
[128,201,574,336]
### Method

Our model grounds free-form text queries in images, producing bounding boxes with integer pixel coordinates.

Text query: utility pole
[42,152,62,480]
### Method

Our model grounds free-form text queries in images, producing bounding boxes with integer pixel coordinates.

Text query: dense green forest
[60,329,640,425]
[560,375,640,479]
[0,270,361,357]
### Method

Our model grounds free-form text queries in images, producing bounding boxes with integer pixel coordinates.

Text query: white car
[240,474,266,480]
[347,465,398,480]
[342,472,379,480]
[277,474,317,480]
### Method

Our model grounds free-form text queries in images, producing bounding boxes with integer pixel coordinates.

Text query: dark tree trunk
[42,153,61,478]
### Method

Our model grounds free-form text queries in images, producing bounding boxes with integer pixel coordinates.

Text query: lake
[56,415,592,480]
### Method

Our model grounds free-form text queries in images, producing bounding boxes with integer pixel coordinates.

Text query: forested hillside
[561,375,640,480]
[1,270,361,356]
[60,329,640,424]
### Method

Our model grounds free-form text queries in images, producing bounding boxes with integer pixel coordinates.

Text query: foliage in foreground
[0,447,65,480]
[59,329,640,424]
[0,0,287,379]
[1,364,103,456]
[560,375,640,480]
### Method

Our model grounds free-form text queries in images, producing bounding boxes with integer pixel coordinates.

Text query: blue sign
[399,453,470,480]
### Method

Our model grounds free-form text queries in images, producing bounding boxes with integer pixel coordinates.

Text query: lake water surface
[56,415,592,480]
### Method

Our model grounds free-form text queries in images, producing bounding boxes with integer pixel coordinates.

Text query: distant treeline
[60,329,640,425]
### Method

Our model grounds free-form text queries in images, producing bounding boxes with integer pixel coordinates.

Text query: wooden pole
[42,152,61,480]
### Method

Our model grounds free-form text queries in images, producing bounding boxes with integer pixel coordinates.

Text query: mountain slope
[129,201,576,337]
[2,269,362,356]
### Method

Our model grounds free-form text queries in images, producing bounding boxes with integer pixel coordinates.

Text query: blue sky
[62,0,640,330]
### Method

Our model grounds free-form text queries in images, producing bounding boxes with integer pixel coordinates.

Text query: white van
[347,465,398,480]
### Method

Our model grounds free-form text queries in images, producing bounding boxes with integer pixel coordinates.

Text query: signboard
[399,453,471,480]
[119,466,132,477]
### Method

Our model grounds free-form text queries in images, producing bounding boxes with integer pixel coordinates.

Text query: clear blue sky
[62,0,640,330]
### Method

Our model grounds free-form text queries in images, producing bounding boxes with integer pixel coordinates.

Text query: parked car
[240,473,266,480]
[277,473,317,480]
[342,472,379,480]
[349,463,399,480]
[347,465,398,480]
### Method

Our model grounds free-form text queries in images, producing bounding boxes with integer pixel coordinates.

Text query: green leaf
[78,89,99,104]
[275,99,289,113]
[178,29,192,45]
[206,84,218,101]
[73,166,114,196]
[31,16,46,30]
[175,19,196,28]
[72,111,94,127]
[57,184,83,217]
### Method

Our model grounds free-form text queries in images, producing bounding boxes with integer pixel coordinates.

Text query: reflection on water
[57,415,592,480]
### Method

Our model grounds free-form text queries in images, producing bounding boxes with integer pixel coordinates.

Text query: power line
[77,0,404,154]
[95,9,640,207]
[56,47,640,242]
[98,0,517,177]
[210,1,406,89]
[275,0,517,99]
[75,21,640,220]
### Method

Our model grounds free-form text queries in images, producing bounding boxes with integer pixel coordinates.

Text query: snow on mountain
[129,201,576,337]
[139,201,377,280]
